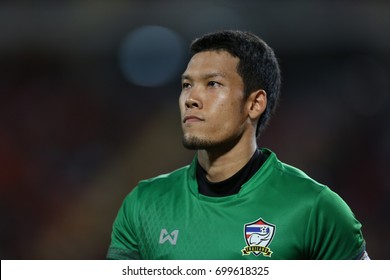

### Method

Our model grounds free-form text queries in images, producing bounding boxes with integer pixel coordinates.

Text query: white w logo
[159,229,179,245]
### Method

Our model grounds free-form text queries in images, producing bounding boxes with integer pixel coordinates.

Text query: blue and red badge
[242,217,276,257]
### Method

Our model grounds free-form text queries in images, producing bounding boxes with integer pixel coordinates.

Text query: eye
[182,82,191,89]
[207,81,221,88]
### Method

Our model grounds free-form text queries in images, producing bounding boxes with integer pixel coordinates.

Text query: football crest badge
[242,218,276,257]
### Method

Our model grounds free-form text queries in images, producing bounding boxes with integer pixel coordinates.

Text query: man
[107,30,369,259]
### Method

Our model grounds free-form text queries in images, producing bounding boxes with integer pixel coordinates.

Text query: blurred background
[0,0,389,259]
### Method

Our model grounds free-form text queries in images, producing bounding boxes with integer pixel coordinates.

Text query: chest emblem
[242,218,276,257]
[159,229,179,245]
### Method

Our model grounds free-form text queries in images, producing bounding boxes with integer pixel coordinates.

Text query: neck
[197,136,258,182]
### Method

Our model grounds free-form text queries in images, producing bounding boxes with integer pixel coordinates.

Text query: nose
[184,88,202,109]
[185,96,201,109]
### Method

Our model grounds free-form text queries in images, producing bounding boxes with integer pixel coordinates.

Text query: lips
[183,115,203,123]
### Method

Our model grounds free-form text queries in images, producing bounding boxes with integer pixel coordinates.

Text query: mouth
[183,115,203,123]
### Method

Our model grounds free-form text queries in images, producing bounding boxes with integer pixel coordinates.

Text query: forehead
[182,50,240,78]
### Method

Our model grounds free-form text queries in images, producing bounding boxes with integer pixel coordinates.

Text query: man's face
[179,50,249,150]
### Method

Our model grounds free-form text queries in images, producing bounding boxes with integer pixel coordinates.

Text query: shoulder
[262,148,359,215]
[126,162,194,202]
[268,151,352,209]
[258,148,353,214]
[118,163,193,217]
[138,164,191,189]
[260,148,327,196]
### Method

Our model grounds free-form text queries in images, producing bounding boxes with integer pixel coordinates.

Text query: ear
[247,89,267,121]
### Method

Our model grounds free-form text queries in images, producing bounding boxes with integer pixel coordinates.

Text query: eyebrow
[181,72,227,81]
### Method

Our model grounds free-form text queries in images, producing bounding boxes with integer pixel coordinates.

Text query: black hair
[190,30,281,137]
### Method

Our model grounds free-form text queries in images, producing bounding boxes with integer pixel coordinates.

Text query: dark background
[1,0,389,259]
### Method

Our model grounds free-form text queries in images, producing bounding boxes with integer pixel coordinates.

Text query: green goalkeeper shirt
[107,148,367,260]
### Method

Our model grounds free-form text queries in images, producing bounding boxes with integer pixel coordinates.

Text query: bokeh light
[119,25,185,87]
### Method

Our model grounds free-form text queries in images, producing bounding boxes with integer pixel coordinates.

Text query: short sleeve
[107,187,141,260]
[305,187,366,260]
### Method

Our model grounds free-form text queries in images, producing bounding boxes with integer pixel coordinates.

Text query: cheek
[178,94,186,113]
[215,97,245,119]
[218,102,247,132]
[212,103,242,129]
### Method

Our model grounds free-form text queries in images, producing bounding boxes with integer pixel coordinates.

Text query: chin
[182,135,215,150]
[182,132,242,152]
